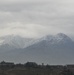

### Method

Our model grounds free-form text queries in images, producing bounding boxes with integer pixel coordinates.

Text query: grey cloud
[0,0,74,39]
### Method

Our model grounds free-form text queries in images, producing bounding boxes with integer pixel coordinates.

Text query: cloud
[0,0,74,39]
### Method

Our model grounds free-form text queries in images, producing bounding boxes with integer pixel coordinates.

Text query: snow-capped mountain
[0,33,74,64]
[16,33,74,64]
[3,35,33,48]
[0,33,73,49]
[37,33,73,45]
[54,33,73,43]
[0,33,73,52]
[0,35,34,52]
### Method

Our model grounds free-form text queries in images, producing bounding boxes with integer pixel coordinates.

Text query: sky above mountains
[0,0,74,39]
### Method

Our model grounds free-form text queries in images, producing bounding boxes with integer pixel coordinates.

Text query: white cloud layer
[0,0,74,39]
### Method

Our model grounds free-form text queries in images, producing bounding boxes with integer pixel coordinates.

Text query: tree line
[0,61,74,75]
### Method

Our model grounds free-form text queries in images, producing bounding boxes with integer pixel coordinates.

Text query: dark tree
[25,62,38,68]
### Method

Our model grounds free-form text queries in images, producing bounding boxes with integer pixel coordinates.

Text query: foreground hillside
[0,61,74,75]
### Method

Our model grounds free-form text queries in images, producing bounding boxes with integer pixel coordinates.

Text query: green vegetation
[0,61,74,75]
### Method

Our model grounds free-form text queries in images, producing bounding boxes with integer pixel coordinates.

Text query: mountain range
[0,33,74,65]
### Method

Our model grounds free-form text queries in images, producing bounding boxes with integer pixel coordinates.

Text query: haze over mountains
[0,33,74,65]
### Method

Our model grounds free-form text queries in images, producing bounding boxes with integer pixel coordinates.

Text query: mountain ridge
[0,33,74,64]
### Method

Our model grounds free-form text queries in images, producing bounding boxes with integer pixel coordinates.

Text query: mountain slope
[0,33,74,64]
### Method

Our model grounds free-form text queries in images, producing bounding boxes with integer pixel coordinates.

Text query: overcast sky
[0,0,74,39]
